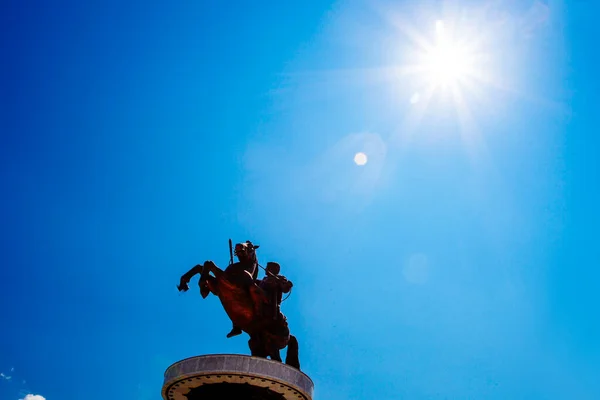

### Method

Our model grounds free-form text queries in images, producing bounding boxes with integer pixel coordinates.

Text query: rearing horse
[177,241,300,369]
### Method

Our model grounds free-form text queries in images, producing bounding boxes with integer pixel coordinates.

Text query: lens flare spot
[353,152,368,166]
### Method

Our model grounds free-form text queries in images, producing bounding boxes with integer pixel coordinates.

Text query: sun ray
[381,9,437,56]
[389,82,437,150]
[372,12,486,158]
[451,83,490,167]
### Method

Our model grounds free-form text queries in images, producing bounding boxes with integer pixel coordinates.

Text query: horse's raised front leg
[178,264,202,292]
[201,275,219,298]
[199,261,223,298]
[178,262,222,298]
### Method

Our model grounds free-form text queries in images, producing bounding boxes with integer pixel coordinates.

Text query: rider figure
[226,261,293,338]
[259,262,293,321]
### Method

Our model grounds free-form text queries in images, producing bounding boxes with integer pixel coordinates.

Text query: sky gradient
[1,0,599,399]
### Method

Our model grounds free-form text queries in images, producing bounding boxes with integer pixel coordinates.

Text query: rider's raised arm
[281,278,293,293]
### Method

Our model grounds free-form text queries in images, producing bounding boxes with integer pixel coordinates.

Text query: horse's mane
[248,249,258,279]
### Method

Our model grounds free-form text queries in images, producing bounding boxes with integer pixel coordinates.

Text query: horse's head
[234,241,259,264]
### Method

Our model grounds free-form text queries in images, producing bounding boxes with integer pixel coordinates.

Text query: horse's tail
[285,335,300,370]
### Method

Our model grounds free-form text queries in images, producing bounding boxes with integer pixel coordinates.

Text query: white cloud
[20,395,46,400]
[0,372,11,380]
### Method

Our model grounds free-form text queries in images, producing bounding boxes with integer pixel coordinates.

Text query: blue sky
[1,0,599,399]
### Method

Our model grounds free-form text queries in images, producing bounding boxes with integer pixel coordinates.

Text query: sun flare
[387,13,495,154]
[425,41,472,85]
[420,20,475,87]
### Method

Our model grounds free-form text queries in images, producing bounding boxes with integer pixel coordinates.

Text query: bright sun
[386,14,494,154]
[422,20,474,86]
[425,42,471,85]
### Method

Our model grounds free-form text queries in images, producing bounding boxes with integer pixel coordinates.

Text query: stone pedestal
[162,354,314,400]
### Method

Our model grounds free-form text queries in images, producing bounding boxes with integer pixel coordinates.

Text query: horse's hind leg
[285,335,300,370]
[268,347,282,363]
[248,336,268,358]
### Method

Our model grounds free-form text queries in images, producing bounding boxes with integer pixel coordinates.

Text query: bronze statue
[177,240,300,370]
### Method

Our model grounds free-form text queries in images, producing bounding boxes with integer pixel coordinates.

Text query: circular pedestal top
[162,354,313,400]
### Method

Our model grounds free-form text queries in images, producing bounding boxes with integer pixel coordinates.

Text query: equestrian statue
[177,240,300,370]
